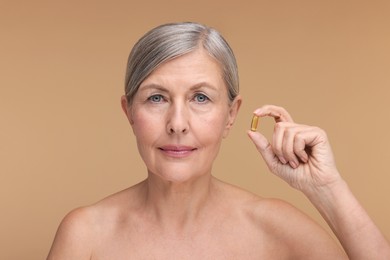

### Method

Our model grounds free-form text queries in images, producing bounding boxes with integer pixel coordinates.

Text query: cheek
[131,110,162,143]
[194,112,228,142]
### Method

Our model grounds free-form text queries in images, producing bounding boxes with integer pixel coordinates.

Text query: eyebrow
[189,82,219,92]
[139,82,220,93]
[138,84,169,93]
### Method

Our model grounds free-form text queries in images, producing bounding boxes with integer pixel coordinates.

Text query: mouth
[158,145,197,158]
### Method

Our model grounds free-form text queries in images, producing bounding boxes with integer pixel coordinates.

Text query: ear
[121,95,134,125]
[223,95,242,138]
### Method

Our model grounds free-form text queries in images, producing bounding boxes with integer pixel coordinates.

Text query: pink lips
[159,145,197,158]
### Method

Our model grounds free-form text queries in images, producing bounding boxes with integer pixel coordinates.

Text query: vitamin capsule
[250,115,259,131]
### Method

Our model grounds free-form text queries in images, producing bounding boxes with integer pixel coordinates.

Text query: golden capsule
[250,115,259,131]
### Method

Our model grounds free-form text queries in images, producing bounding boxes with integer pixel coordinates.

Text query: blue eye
[194,93,209,103]
[148,94,163,103]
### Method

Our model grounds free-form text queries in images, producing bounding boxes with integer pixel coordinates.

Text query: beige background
[1,0,390,259]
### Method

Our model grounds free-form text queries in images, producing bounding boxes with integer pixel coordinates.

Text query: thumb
[247,130,278,169]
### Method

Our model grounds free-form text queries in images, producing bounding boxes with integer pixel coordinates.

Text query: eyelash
[193,93,210,103]
[146,93,210,104]
[147,94,165,103]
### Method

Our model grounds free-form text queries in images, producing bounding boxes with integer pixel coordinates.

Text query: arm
[247,105,390,260]
[307,177,390,259]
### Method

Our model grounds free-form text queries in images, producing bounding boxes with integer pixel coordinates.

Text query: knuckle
[272,146,283,157]
[313,126,327,137]
[274,122,286,130]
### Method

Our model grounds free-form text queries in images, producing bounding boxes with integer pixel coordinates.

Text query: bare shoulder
[248,197,347,259]
[214,180,347,259]
[47,182,144,260]
[46,205,98,259]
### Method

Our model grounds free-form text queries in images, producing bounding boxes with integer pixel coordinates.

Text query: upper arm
[258,199,348,259]
[47,207,95,260]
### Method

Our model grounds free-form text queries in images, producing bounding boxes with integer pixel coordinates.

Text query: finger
[247,130,279,169]
[296,127,332,161]
[293,131,309,163]
[288,126,327,164]
[273,122,288,164]
[282,125,301,168]
[254,105,294,123]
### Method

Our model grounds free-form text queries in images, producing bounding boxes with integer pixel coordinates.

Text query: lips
[158,145,197,158]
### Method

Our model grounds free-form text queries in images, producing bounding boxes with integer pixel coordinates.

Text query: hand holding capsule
[247,105,342,193]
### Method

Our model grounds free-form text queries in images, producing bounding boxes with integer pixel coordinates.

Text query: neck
[140,172,216,234]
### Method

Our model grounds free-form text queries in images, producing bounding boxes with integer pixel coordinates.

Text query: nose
[166,102,189,135]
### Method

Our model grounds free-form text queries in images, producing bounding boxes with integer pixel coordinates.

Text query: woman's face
[122,48,241,183]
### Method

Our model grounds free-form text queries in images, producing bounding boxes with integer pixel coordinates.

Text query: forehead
[141,48,225,88]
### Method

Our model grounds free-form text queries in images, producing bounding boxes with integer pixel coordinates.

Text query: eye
[148,94,164,103]
[194,93,209,103]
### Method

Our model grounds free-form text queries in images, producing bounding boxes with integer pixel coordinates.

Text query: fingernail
[289,161,298,169]
[279,157,287,164]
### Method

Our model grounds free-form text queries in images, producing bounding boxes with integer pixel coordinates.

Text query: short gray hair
[124,22,239,104]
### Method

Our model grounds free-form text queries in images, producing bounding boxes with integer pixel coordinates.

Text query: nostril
[166,106,190,134]
[167,125,189,135]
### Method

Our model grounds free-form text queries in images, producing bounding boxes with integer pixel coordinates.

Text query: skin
[248,106,390,259]
[47,48,389,259]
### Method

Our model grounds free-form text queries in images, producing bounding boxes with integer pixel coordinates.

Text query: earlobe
[121,95,134,125]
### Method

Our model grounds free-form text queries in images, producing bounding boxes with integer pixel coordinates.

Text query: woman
[47,22,390,259]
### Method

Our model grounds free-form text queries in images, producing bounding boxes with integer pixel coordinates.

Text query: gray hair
[124,22,239,104]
